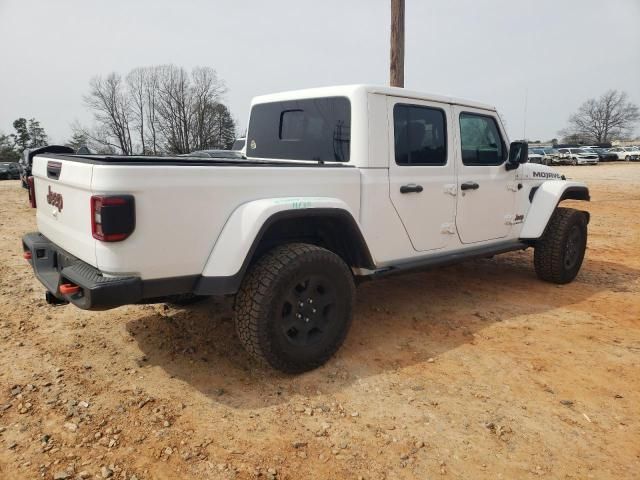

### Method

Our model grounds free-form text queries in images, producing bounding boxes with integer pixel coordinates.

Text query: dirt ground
[0,163,638,480]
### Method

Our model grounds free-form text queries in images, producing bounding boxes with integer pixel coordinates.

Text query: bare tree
[84,73,133,154]
[143,67,161,154]
[69,121,119,154]
[126,68,147,154]
[191,66,226,150]
[560,90,640,143]
[155,65,193,153]
[83,65,232,155]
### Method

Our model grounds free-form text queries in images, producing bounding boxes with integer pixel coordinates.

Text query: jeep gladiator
[22,85,590,373]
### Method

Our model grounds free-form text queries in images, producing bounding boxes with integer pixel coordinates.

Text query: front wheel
[234,243,355,373]
[534,207,588,284]
[571,157,578,166]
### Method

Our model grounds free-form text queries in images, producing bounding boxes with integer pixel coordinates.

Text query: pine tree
[66,130,90,151]
[10,117,49,152]
[27,118,48,148]
[11,118,30,151]
[213,104,236,149]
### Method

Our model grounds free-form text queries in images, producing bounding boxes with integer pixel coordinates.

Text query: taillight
[90,195,135,242]
[27,176,36,208]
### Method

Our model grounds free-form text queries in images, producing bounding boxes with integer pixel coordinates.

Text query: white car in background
[608,147,640,161]
[527,152,544,164]
[529,147,559,165]
[556,148,599,165]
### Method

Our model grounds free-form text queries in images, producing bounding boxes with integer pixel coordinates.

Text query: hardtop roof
[251,84,496,111]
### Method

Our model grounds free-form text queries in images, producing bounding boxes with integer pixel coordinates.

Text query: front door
[453,106,517,243]
[387,98,457,251]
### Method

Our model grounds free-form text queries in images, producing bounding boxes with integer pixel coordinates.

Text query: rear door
[387,97,457,251]
[453,106,516,244]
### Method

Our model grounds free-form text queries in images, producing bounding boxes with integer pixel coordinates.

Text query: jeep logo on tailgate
[47,186,63,212]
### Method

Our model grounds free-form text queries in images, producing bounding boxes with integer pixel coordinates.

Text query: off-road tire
[234,243,355,373]
[534,207,588,284]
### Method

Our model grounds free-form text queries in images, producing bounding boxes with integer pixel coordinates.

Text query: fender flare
[519,181,590,239]
[194,197,371,295]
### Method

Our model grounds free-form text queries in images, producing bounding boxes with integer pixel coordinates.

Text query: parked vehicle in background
[181,150,245,159]
[627,147,640,160]
[19,145,75,189]
[556,148,599,165]
[21,84,591,373]
[554,149,575,165]
[608,147,640,161]
[587,148,618,162]
[623,147,640,161]
[232,137,246,151]
[0,162,21,180]
[530,147,559,165]
[527,152,544,164]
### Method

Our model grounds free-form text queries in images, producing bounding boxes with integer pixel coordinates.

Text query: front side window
[247,97,350,162]
[459,113,505,166]
[393,104,447,166]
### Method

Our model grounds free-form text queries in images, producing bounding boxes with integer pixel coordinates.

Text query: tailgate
[33,155,96,266]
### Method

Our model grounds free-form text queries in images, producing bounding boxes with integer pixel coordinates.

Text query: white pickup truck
[22,85,590,373]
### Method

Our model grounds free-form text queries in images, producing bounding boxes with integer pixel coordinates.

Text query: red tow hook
[59,283,81,295]
[23,251,32,260]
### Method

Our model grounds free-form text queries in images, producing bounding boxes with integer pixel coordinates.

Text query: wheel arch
[251,209,375,270]
[195,198,374,296]
[520,182,590,240]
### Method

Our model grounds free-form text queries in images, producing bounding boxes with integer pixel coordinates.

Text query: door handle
[400,184,424,194]
[460,181,479,191]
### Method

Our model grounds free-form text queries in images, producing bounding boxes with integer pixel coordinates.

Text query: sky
[1,0,639,144]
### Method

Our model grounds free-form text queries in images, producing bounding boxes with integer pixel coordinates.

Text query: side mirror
[506,141,528,170]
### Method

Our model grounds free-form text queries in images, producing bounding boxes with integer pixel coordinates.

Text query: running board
[368,241,529,279]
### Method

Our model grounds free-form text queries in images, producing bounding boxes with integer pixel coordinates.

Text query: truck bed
[48,154,355,168]
[31,153,361,283]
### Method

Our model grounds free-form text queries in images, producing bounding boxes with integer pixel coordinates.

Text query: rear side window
[459,113,505,166]
[394,104,447,165]
[247,97,350,162]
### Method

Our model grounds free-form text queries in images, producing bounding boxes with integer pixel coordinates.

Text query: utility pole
[390,0,405,87]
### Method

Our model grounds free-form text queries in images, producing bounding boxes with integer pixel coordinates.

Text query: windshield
[531,148,545,154]
[573,149,588,154]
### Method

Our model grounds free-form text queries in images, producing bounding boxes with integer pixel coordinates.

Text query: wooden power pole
[390,0,405,87]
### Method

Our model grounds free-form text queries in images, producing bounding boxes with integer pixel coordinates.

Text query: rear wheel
[234,243,355,373]
[534,207,588,284]
[625,155,630,161]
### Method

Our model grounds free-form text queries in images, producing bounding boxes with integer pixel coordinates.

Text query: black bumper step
[22,232,142,310]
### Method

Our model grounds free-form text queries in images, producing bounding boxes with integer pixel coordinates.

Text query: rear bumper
[21,232,232,310]
[22,232,142,310]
